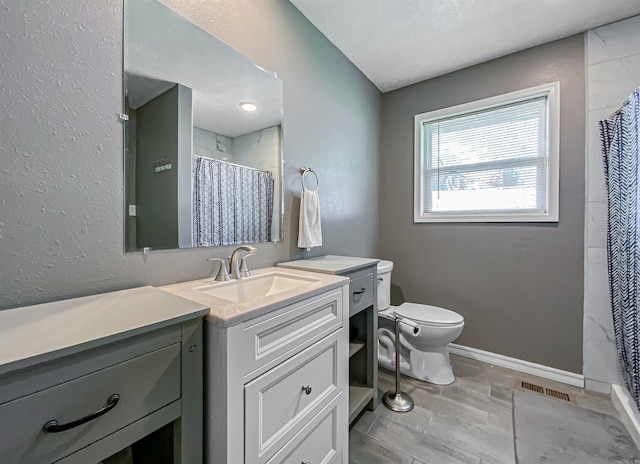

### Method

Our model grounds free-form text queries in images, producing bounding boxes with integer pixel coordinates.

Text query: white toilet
[377,260,464,385]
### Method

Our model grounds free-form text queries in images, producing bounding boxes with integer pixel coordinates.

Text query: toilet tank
[376,260,393,311]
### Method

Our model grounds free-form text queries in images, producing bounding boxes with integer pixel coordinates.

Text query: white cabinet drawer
[0,343,181,464]
[245,329,346,464]
[266,392,345,464]
[239,289,343,378]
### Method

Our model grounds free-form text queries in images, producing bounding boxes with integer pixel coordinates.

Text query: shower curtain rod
[611,85,640,117]
[192,154,266,172]
[610,100,630,118]
[611,92,636,116]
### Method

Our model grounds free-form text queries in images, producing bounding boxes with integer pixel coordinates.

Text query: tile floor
[349,354,621,464]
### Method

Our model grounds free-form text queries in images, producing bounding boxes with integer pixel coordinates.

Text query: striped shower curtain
[192,156,274,247]
[600,87,640,406]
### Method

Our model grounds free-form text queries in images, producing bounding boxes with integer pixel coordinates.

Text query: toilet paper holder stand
[382,315,415,413]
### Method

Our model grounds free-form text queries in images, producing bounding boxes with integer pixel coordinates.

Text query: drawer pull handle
[353,287,366,295]
[42,394,120,433]
[302,461,311,464]
[302,385,312,395]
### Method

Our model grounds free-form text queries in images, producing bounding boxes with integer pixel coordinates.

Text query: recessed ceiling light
[239,101,257,112]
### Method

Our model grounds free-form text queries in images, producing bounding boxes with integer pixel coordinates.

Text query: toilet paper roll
[392,316,420,336]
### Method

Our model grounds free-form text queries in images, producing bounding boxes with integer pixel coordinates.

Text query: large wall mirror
[123,0,284,252]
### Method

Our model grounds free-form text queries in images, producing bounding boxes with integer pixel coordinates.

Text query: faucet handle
[207,257,231,281]
[239,254,255,277]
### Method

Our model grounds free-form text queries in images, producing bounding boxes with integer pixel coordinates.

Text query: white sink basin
[194,272,321,303]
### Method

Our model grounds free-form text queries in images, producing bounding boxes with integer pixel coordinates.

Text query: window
[414,82,559,223]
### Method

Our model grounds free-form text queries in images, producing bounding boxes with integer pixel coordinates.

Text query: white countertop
[277,255,379,275]
[0,286,209,377]
[161,267,349,327]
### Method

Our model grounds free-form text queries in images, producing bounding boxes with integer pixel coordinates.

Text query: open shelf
[349,385,375,424]
[349,342,365,358]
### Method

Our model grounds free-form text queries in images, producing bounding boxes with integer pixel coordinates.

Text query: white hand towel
[298,187,322,249]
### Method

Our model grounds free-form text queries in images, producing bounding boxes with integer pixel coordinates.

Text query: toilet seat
[395,303,464,327]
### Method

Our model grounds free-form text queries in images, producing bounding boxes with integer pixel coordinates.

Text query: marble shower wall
[193,127,234,162]
[584,15,640,392]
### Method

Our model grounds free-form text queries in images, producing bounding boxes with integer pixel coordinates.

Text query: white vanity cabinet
[205,284,350,464]
[0,287,209,464]
[277,256,379,424]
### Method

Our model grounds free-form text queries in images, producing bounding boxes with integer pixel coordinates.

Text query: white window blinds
[421,96,548,215]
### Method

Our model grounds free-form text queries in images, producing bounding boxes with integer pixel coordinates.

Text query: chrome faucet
[229,245,257,279]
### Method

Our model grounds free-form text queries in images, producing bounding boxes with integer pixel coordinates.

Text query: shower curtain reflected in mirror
[600,87,640,408]
[192,156,274,247]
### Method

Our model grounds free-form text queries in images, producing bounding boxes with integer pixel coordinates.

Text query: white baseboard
[448,343,585,387]
[584,378,612,394]
[611,384,640,451]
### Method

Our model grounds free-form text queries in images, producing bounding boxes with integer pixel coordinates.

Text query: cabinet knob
[302,385,312,395]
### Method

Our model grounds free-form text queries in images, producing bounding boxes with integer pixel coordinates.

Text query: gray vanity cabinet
[0,287,209,464]
[277,256,379,424]
[343,265,379,423]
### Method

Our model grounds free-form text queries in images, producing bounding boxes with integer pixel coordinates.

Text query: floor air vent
[517,380,576,404]
[520,381,545,395]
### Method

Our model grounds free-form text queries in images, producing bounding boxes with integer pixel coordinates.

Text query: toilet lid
[395,303,464,325]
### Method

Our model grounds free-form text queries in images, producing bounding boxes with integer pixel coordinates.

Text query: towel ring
[300,167,319,192]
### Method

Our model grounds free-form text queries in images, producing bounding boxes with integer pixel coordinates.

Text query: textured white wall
[584,15,640,392]
[0,0,381,310]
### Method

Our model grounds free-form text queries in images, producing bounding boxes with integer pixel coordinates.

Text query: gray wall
[0,0,381,310]
[380,35,586,373]
[134,83,192,251]
[125,104,137,251]
[135,84,181,250]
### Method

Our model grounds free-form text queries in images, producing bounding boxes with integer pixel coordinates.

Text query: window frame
[413,82,560,223]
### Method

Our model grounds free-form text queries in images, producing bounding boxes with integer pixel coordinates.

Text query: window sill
[413,211,559,223]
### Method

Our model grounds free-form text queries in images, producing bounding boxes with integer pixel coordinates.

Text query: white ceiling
[290,0,640,92]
